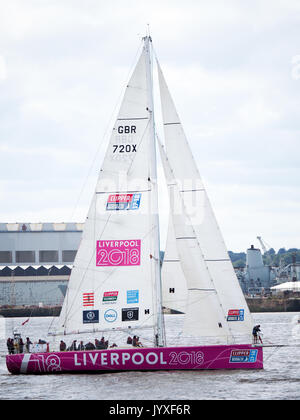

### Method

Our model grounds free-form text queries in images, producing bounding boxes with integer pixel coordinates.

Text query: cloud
[0,0,299,252]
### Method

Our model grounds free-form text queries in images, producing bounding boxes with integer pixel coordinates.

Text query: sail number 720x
[113,144,137,153]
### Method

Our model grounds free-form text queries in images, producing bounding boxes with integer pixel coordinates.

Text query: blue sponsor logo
[127,290,139,304]
[83,310,99,324]
[104,309,118,323]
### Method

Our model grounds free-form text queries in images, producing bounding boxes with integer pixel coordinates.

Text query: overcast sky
[0,0,299,252]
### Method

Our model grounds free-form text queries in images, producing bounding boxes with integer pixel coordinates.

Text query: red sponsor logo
[228,310,240,316]
[108,194,133,203]
[83,292,94,307]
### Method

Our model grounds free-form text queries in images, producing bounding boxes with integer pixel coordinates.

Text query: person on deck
[25,337,32,353]
[252,325,262,344]
[85,341,95,350]
[78,341,85,351]
[7,338,14,354]
[19,337,24,353]
[70,340,77,351]
[59,340,67,351]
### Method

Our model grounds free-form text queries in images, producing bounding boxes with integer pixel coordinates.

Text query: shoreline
[0,297,300,317]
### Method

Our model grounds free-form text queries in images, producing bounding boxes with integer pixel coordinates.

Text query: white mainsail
[52,40,164,343]
[157,61,253,343]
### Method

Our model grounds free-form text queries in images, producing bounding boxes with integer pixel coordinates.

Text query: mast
[143,36,165,347]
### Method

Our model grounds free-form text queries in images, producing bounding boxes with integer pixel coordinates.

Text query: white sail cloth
[158,62,253,343]
[161,210,187,314]
[52,47,159,336]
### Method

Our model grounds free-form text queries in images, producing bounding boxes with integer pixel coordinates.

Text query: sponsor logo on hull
[229,349,258,363]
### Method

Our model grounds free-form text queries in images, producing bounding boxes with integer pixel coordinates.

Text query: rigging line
[69,40,144,222]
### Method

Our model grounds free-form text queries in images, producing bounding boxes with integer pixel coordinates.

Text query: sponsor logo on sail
[83,310,99,324]
[127,290,139,304]
[96,239,141,267]
[229,349,258,363]
[82,292,94,307]
[104,309,118,323]
[106,193,141,211]
[102,291,118,304]
[122,307,139,322]
[227,309,244,322]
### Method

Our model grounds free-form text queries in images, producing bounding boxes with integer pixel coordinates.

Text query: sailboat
[6,36,263,374]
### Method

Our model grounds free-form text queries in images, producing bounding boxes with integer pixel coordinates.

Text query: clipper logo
[106,193,141,211]
[227,309,244,322]
[230,349,258,363]
[96,240,141,267]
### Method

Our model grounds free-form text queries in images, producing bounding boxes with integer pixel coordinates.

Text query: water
[1,313,300,400]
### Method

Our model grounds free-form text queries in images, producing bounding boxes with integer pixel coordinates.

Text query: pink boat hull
[6,344,263,374]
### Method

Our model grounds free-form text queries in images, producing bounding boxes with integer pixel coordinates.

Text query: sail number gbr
[113,126,137,154]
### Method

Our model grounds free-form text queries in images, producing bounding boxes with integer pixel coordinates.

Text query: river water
[0,313,300,400]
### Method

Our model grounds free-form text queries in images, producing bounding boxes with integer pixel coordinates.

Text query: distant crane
[257,236,272,265]
[257,236,270,254]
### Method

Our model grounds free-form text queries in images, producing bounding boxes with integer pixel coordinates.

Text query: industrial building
[1,223,298,307]
[236,245,276,294]
[0,223,83,307]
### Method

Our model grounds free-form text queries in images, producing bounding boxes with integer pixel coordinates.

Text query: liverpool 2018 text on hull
[6,344,263,374]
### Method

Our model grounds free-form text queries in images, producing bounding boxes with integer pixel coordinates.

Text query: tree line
[228,248,300,268]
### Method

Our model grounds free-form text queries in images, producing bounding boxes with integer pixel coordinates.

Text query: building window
[16,251,35,264]
[0,251,12,264]
[39,250,59,263]
[62,250,77,263]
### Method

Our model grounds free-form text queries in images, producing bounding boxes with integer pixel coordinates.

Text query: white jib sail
[157,61,253,343]
[158,139,232,340]
[51,44,161,338]
[161,211,187,314]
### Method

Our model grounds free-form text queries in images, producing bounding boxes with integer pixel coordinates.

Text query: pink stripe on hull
[6,344,263,374]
